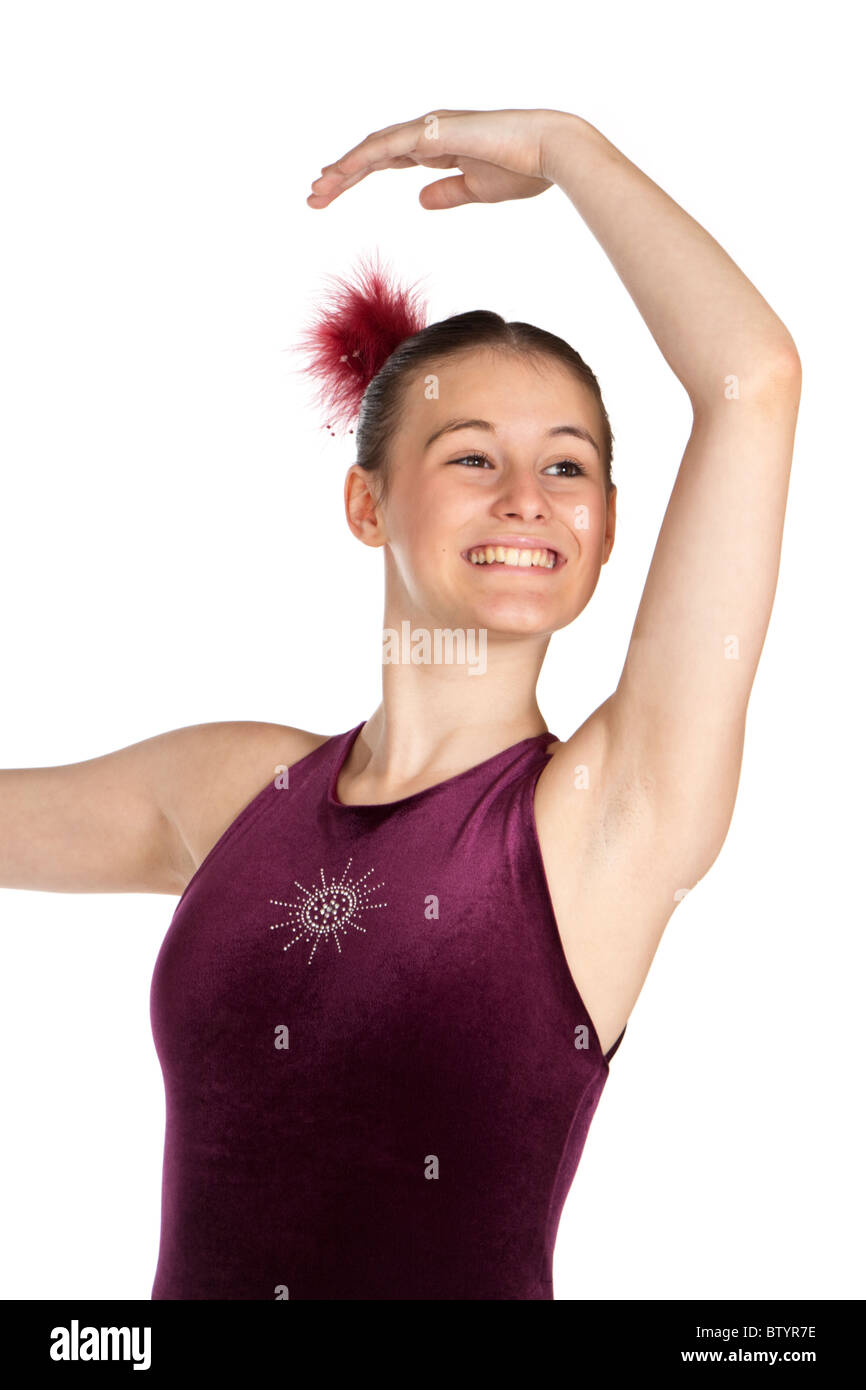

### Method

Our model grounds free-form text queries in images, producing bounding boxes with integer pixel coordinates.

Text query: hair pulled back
[295,251,614,502]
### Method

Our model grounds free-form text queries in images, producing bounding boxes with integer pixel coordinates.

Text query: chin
[458,597,569,636]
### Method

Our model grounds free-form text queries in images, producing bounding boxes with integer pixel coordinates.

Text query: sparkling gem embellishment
[268,858,387,964]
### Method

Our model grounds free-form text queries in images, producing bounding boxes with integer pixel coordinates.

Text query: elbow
[773,337,802,381]
[761,337,802,392]
[743,339,802,415]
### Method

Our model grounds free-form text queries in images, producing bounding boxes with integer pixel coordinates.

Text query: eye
[543,460,588,478]
[449,452,495,468]
[448,452,588,476]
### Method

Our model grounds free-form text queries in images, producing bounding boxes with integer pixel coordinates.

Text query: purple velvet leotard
[149,721,625,1300]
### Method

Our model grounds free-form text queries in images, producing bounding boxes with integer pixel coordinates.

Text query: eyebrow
[422,417,601,458]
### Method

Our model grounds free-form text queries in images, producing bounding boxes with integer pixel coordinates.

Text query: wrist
[538,110,606,185]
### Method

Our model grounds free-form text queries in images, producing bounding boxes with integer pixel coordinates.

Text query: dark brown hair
[354,311,614,504]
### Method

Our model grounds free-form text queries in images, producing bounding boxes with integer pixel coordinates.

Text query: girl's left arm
[544,113,801,882]
[310,106,801,883]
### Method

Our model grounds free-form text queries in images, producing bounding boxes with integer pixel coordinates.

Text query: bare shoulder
[533,695,709,1054]
[148,721,332,888]
[535,693,676,958]
[536,690,721,889]
[535,694,653,858]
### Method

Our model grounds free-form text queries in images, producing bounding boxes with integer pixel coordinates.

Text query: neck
[346,598,552,797]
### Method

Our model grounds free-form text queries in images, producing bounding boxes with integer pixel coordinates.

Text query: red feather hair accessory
[295,251,428,434]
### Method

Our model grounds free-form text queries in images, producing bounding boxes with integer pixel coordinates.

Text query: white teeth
[467,546,557,569]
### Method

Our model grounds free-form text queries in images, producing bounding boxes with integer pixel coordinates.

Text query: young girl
[1,107,801,1300]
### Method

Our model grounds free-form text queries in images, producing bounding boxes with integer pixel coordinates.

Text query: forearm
[542,112,799,408]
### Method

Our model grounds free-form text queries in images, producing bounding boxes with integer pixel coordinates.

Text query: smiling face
[346,347,617,638]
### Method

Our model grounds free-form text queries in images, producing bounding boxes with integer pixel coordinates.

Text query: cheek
[391,492,462,565]
[387,524,449,595]
[569,500,596,540]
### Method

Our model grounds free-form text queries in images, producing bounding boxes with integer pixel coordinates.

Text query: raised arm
[543,113,801,881]
[311,105,800,882]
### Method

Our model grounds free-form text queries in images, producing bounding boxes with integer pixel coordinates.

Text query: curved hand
[308,107,572,210]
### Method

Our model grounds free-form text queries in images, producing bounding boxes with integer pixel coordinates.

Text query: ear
[602,484,617,564]
[345,464,387,548]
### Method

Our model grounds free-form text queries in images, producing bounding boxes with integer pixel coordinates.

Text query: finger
[325,115,437,181]
[318,150,458,187]
[309,154,434,206]
[319,154,420,185]
[418,174,480,210]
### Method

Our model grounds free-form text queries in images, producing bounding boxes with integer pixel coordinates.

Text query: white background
[0,0,862,1301]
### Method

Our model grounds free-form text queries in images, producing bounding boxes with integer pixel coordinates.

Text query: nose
[494,471,552,521]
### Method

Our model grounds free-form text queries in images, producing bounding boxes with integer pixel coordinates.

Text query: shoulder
[533,696,713,1052]
[536,688,732,890]
[147,721,333,885]
[536,693,671,879]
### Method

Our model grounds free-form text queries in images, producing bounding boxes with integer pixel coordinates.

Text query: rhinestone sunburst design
[268,857,387,964]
